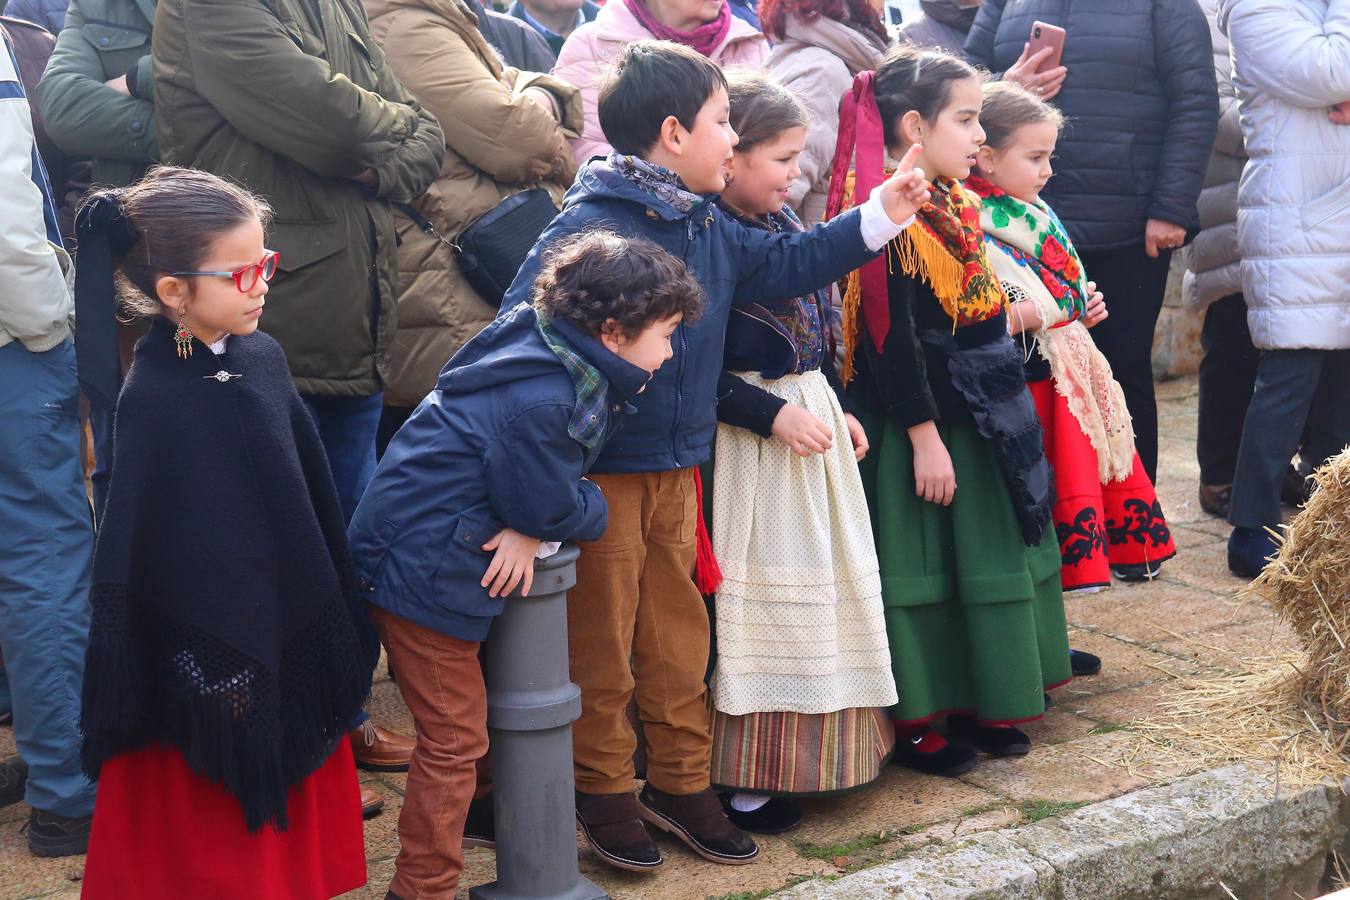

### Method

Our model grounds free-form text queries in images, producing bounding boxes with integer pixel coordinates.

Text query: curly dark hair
[532,231,703,339]
[758,0,888,44]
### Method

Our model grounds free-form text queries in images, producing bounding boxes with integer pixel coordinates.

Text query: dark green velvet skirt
[855,403,1072,725]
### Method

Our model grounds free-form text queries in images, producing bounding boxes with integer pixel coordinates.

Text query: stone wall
[1151,254,1205,380]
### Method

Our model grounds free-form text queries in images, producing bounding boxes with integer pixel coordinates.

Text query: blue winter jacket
[3,0,66,34]
[346,303,650,642]
[500,155,876,474]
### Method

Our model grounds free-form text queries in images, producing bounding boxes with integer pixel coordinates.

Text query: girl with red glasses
[72,166,378,899]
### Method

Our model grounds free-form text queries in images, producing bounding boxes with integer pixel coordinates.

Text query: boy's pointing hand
[879,144,931,226]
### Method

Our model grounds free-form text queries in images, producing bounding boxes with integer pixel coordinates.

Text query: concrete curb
[774,765,1348,899]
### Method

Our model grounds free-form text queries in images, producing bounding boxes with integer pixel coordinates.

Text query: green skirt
[855,404,1071,725]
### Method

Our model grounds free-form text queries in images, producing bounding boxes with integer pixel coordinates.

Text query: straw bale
[1250,448,1350,734]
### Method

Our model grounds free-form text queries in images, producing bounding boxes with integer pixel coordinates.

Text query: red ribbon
[826,71,893,352]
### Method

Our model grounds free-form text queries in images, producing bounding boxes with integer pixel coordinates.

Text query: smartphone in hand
[1029,21,1066,73]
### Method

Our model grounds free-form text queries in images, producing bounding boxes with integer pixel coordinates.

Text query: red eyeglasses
[171,251,280,293]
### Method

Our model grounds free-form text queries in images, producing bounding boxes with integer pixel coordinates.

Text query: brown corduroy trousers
[568,469,713,796]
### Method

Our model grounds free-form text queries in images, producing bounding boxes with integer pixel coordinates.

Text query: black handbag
[397,188,559,306]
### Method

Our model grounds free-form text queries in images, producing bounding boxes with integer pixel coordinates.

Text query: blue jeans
[300,393,383,525]
[0,340,96,816]
[301,392,382,732]
[1230,348,1350,528]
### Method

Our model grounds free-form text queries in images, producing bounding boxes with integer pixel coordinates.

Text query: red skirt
[82,740,367,900]
[1030,379,1176,591]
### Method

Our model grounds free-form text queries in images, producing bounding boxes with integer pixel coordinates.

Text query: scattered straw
[1130,655,1350,791]
[1112,451,1350,792]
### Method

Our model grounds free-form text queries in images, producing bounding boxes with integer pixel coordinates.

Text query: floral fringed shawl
[965,176,1137,484]
[823,73,1005,383]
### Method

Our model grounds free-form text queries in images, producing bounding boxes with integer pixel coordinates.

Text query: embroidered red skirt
[82,740,367,900]
[1029,379,1176,591]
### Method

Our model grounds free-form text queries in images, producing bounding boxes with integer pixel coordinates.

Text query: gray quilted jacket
[1182,0,1245,312]
[1220,0,1350,350]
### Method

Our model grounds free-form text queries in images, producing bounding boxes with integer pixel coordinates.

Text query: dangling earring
[174,308,193,359]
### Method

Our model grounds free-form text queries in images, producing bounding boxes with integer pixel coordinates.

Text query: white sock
[730,793,771,813]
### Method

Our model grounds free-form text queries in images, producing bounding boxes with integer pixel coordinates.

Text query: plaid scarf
[538,320,608,448]
[611,155,703,214]
[965,175,1089,322]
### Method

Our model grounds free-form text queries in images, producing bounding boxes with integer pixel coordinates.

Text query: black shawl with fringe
[82,316,380,831]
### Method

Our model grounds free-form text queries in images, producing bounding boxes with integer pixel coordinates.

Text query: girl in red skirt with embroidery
[74,168,378,899]
[967,83,1176,592]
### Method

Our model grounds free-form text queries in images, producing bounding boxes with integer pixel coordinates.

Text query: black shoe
[719,795,803,835]
[26,808,92,857]
[1112,560,1162,583]
[0,667,11,725]
[1281,466,1313,507]
[948,715,1032,757]
[1070,649,1102,677]
[0,756,27,808]
[892,729,979,777]
[463,793,495,849]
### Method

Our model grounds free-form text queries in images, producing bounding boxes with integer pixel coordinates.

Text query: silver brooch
[204,371,243,383]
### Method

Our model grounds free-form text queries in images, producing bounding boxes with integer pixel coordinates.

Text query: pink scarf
[624,0,732,58]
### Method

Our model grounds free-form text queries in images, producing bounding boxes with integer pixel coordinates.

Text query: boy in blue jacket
[347,232,701,900]
[498,40,931,871]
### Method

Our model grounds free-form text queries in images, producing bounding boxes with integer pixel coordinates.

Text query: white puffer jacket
[1219,0,1350,350]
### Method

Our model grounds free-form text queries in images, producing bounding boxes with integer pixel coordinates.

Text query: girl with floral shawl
[969,81,1175,591]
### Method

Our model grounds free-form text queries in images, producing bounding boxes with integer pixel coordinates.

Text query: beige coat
[366,0,581,405]
[766,14,889,225]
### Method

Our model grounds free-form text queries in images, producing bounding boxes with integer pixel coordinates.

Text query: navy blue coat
[346,304,649,642]
[3,0,66,34]
[501,156,876,474]
[965,0,1218,252]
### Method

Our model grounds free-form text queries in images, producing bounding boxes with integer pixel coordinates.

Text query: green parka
[153,0,445,396]
[35,0,157,188]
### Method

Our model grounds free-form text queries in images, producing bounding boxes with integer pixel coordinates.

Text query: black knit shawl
[82,317,381,831]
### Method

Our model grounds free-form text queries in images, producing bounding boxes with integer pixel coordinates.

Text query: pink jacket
[554,0,769,163]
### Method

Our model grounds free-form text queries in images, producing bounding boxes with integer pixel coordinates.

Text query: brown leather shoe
[360,786,384,820]
[1199,483,1232,518]
[638,785,758,865]
[350,720,414,772]
[575,790,663,872]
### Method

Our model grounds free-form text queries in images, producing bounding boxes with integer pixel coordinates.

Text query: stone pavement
[0,375,1304,900]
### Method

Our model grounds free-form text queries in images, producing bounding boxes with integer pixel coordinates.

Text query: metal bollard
[469,544,608,900]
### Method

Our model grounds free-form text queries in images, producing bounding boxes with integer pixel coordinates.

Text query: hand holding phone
[1006,22,1068,101]
[1028,21,1066,72]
